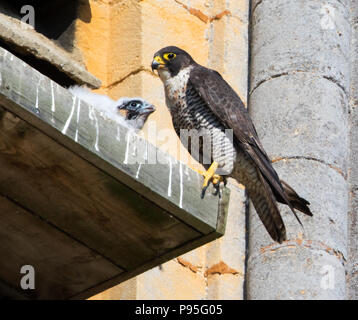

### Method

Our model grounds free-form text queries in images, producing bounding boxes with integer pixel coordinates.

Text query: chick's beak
[151,56,165,71]
[141,103,156,114]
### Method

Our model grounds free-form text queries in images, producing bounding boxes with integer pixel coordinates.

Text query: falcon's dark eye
[130,102,137,107]
[164,53,176,61]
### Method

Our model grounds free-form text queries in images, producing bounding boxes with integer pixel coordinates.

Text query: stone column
[247,0,350,299]
[348,0,358,300]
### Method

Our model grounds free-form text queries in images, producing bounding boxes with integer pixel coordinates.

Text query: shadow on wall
[0,0,94,87]
[0,0,92,53]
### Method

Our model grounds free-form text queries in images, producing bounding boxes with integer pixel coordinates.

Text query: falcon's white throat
[157,68,172,83]
[158,66,193,92]
[158,66,193,107]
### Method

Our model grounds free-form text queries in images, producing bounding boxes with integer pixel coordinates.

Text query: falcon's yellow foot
[212,175,224,186]
[193,162,227,197]
[194,162,224,198]
[202,162,218,189]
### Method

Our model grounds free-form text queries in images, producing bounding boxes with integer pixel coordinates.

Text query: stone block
[250,73,348,172]
[206,274,244,300]
[249,159,348,258]
[251,0,350,93]
[247,244,346,300]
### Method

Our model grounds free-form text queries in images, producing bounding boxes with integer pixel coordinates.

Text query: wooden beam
[0,194,122,300]
[71,187,230,300]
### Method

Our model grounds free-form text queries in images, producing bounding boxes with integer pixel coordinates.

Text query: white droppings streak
[75,99,81,142]
[51,81,55,111]
[35,76,42,113]
[136,163,142,179]
[179,162,184,208]
[62,96,76,135]
[124,132,131,164]
[132,136,137,157]
[50,81,55,122]
[35,84,39,111]
[144,142,148,162]
[185,165,191,181]
[168,158,172,197]
[89,106,100,152]
[116,126,121,142]
[93,115,100,151]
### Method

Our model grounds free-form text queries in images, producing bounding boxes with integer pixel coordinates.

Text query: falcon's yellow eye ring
[163,53,176,61]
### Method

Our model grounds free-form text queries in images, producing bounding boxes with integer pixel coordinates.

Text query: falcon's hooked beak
[151,55,166,71]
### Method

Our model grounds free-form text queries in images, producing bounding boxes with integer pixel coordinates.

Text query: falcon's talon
[201,186,208,199]
[213,181,222,198]
[223,176,228,186]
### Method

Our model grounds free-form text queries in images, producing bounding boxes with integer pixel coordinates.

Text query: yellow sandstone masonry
[75,0,249,300]
[76,0,111,89]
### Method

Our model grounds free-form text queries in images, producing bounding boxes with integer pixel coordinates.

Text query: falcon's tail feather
[246,143,304,228]
[249,171,287,243]
[280,180,313,216]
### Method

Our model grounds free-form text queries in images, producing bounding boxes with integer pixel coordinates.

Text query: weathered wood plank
[0,107,201,270]
[0,47,222,235]
[0,194,122,300]
[71,187,231,300]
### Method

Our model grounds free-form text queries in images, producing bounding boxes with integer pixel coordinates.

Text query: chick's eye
[164,53,176,60]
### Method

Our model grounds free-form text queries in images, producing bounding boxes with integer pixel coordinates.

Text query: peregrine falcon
[151,46,312,243]
[69,85,155,130]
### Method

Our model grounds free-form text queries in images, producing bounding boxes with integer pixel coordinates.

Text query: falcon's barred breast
[152,46,312,243]
[164,65,236,176]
